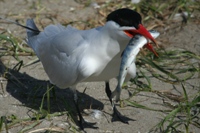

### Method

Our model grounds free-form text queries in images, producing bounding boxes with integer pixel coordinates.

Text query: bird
[0,8,158,130]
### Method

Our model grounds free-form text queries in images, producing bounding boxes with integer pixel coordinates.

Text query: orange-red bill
[124,24,158,47]
[145,43,159,57]
[124,24,158,56]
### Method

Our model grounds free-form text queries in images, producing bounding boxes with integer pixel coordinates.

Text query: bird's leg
[73,90,84,130]
[105,82,128,124]
[72,87,98,130]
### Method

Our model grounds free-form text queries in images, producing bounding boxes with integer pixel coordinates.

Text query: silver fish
[112,30,160,102]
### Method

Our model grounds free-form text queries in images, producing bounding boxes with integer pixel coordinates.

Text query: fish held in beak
[124,24,159,56]
[124,24,158,47]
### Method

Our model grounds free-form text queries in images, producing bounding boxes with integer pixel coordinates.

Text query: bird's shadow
[0,60,104,127]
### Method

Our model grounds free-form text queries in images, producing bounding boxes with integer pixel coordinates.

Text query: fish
[111,30,160,102]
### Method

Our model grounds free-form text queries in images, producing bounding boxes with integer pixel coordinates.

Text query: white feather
[27,21,133,88]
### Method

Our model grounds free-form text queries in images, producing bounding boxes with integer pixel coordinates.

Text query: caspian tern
[0,8,158,130]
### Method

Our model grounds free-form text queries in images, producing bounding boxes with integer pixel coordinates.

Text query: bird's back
[26,19,104,88]
[25,20,132,88]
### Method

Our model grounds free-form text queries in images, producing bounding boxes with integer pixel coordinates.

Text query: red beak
[145,43,159,57]
[124,24,158,56]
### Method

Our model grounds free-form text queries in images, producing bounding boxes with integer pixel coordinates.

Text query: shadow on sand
[0,59,104,127]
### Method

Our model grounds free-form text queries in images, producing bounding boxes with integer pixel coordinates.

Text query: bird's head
[106,8,158,56]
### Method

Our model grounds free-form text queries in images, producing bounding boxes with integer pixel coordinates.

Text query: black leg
[73,92,84,130]
[105,81,129,124]
[105,82,113,103]
[73,90,98,130]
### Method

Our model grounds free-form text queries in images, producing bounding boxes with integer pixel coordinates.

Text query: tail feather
[0,17,40,35]
[26,19,40,38]
[0,17,41,52]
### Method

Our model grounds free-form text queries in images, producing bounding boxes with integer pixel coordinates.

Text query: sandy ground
[0,0,200,133]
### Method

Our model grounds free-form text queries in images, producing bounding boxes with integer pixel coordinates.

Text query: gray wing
[27,24,81,54]
[27,24,92,88]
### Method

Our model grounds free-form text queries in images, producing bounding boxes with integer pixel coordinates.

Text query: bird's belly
[84,57,121,82]
[84,57,137,82]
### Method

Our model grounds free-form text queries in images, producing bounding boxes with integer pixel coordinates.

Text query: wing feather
[27,24,101,88]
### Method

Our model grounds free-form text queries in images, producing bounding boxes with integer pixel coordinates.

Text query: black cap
[106,8,142,29]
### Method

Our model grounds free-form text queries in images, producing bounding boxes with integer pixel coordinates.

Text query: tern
[0,8,158,130]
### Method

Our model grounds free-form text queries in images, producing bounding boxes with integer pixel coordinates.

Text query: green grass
[0,0,200,132]
[131,48,200,133]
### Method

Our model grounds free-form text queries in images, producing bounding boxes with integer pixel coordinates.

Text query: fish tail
[111,85,121,102]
